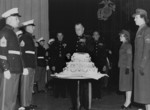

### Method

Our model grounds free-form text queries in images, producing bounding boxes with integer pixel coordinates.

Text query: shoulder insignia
[127,49,132,54]
[145,34,150,43]
[145,38,150,43]
[20,40,25,47]
[0,36,7,47]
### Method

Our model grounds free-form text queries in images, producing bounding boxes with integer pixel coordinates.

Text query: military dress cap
[16,31,23,36]
[2,8,21,18]
[132,8,147,17]
[48,38,55,44]
[37,37,45,42]
[22,19,35,26]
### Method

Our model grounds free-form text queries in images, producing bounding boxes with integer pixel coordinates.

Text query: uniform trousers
[35,66,46,91]
[20,68,35,107]
[0,73,20,110]
[69,80,89,110]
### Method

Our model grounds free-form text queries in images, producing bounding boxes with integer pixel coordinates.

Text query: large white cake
[54,52,108,80]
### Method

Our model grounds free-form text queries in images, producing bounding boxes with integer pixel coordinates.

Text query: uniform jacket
[51,40,67,68]
[19,32,36,68]
[118,42,132,68]
[0,25,23,73]
[74,34,93,54]
[91,38,107,62]
[36,44,46,67]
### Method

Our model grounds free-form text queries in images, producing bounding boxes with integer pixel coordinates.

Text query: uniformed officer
[91,31,107,100]
[19,19,37,109]
[0,8,23,110]
[133,9,150,110]
[47,38,55,70]
[69,23,93,110]
[118,30,133,109]
[51,32,68,98]
[35,37,47,92]
[74,24,93,54]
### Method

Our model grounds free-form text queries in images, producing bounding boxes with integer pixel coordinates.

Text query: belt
[25,51,35,54]
[37,56,44,59]
[8,50,21,55]
[0,55,7,60]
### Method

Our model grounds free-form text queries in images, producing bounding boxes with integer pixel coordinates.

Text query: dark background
[49,0,150,88]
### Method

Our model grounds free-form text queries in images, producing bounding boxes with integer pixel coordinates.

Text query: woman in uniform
[118,30,133,110]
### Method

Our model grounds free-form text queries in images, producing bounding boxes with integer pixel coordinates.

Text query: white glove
[4,70,11,79]
[46,66,50,70]
[103,66,106,72]
[23,68,29,75]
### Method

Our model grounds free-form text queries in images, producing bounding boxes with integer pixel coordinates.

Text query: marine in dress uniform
[19,19,37,109]
[35,37,47,92]
[118,30,133,109]
[91,31,107,99]
[133,9,150,110]
[0,8,23,110]
[51,32,68,98]
[69,23,93,110]
[47,38,55,71]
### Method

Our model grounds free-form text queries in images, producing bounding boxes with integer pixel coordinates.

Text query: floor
[24,88,141,110]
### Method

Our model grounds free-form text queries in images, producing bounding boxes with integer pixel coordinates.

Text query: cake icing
[57,53,103,78]
[53,52,108,79]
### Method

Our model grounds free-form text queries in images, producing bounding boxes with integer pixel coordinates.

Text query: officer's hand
[4,70,11,79]
[125,68,129,75]
[66,53,71,59]
[140,67,144,76]
[23,68,29,75]
[46,66,50,70]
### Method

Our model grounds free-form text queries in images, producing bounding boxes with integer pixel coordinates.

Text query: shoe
[69,107,77,110]
[120,104,131,110]
[38,90,47,93]
[18,107,25,110]
[138,108,145,110]
[30,104,37,109]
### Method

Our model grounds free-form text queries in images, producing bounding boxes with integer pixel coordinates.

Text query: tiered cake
[54,52,108,80]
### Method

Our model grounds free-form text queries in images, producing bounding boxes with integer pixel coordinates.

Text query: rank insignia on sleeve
[0,36,7,47]
[20,40,25,47]
[145,38,150,43]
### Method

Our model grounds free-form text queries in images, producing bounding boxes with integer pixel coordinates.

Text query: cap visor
[31,24,35,26]
[11,13,21,17]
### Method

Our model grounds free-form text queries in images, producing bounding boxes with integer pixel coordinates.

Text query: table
[51,73,108,110]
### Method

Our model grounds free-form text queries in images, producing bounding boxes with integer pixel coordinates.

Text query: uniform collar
[137,24,147,33]
[5,24,14,30]
[26,31,33,36]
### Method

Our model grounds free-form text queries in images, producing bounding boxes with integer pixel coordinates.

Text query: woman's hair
[140,14,149,24]
[119,30,130,42]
